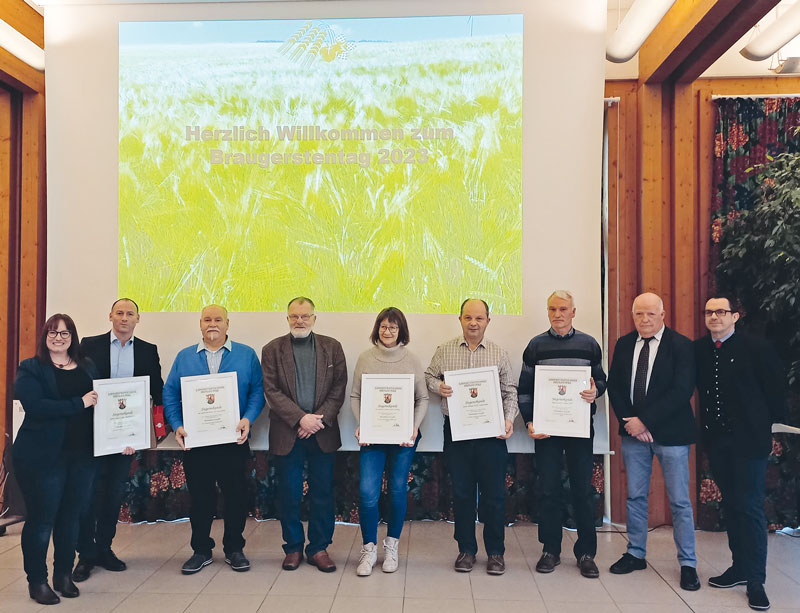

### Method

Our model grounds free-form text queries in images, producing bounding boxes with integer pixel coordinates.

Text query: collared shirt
[425,334,519,422]
[549,327,575,339]
[712,329,735,344]
[196,337,233,374]
[629,324,665,403]
[110,331,135,378]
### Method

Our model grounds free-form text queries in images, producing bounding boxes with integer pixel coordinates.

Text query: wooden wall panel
[604,80,639,524]
[0,0,44,469]
[18,92,45,362]
[0,89,11,449]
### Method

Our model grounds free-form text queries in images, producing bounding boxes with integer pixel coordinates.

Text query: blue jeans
[14,455,96,584]
[621,436,696,566]
[708,437,768,584]
[275,436,335,557]
[443,417,508,556]
[359,436,419,544]
[77,452,133,560]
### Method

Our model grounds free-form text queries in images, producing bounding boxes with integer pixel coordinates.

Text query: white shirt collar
[637,325,665,342]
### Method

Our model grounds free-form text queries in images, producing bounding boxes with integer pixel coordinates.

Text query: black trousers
[77,453,133,561]
[707,437,768,584]
[535,433,597,558]
[443,416,508,556]
[183,442,250,556]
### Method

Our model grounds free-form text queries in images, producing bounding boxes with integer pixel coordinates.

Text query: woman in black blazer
[13,313,98,605]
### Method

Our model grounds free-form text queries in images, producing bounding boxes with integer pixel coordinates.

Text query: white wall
[44,0,608,452]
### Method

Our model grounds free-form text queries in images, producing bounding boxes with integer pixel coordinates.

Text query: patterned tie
[633,337,653,408]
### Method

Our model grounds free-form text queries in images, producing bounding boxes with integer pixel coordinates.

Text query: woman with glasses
[350,307,428,576]
[13,314,99,605]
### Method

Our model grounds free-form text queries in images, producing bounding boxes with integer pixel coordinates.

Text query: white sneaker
[382,537,399,573]
[356,542,377,576]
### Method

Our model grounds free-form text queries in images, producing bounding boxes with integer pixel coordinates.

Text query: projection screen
[45,0,608,453]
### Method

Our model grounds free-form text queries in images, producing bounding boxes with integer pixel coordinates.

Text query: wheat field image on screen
[118,34,522,313]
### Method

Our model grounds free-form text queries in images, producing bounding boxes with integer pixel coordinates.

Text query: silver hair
[547,290,574,306]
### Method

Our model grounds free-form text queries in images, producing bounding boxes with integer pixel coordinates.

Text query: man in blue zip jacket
[163,304,264,575]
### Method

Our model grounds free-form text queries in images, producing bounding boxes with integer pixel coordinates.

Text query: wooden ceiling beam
[638,0,780,84]
[1,0,44,50]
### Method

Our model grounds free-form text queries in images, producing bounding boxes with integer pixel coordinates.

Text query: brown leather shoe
[535,552,560,573]
[486,555,505,575]
[454,552,476,572]
[307,550,337,573]
[282,551,302,571]
[578,554,599,578]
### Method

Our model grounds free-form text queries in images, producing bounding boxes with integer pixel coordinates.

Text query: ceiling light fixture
[741,1,800,61]
[606,0,677,63]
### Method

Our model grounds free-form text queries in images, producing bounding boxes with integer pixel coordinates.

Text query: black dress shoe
[609,553,647,574]
[28,583,60,605]
[98,549,127,572]
[680,566,701,591]
[53,573,80,598]
[709,566,747,588]
[72,559,93,582]
[747,583,770,610]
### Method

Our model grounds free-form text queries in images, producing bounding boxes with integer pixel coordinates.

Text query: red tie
[714,340,722,349]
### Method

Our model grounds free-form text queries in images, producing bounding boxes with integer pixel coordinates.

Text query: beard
[290,327,312,339]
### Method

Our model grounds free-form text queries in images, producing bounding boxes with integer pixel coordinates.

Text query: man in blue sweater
[163,305,264,575]
[517,290,606,578]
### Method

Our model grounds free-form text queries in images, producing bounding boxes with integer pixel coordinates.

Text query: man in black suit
[696,296,786,611]
[73,298,164,582]
[606,292,700,591]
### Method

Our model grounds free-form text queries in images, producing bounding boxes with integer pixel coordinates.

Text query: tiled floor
[0,519,798,612]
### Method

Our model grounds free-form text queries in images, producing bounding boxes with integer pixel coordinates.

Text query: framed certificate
[93,376,151,456]
[532,365,591,438]
[444,366,505,441]
[359,374,415,444]
[180,372,240,448]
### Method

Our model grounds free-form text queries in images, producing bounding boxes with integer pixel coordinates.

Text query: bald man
[163,305,265,575]
[606,293,699,591]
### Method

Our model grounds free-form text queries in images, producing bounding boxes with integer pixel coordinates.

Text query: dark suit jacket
[261,333,347,456]
[695,332,786,457]
[607,326,696,446]
[13,356,98,468]
[80,332,164,405]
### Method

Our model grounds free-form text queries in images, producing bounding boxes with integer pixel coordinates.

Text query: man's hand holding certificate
[178,372,241,449]
[93,376,152,456]
[531,365,592,438]
[444,366,505,441]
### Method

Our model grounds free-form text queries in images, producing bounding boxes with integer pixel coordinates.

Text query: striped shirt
[196,337,233,374]
[425,335,519,422]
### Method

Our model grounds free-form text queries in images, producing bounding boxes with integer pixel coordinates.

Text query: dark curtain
[120,450,605,528]
[699,96,800,531]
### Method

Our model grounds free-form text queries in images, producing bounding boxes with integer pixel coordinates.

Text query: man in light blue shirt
[163,305,264,575]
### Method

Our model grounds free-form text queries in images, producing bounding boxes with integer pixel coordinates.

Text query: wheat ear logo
[279,21,355,66]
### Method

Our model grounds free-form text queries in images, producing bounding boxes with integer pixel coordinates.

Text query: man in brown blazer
[261,297,347,572]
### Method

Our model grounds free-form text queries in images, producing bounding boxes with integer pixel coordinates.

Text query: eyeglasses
[288,314,315,322]
[47,330,71,339]
[379,325,399,333]
[703,309,732,317]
